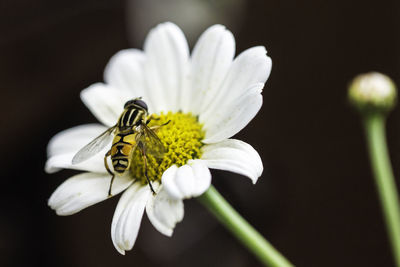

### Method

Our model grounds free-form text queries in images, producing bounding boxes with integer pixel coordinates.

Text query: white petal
[48,172,133,216]
[81,83,128,127]
[200,46,271,130]
[183,24,235,114]
[160,165,180,199]
[189,159,212,196]
[103,49,157,113]
[47,124,107,158]
[45,152,107,174]
[45,123,111,174]
[175,165,196,198]
[162,160,211,200]
[200,139,263,184]
[143,22,189,113]
[202,83,263,143]
[146,184,184,237]
[111,182,151,255]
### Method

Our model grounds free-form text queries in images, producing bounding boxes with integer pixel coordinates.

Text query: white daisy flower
[46,22,271,255]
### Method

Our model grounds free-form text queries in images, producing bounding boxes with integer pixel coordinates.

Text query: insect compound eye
[133,99,148,111]
[124,98,148,111]
[124,100,135,109]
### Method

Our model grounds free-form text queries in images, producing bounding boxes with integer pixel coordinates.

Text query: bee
[72,98,167,196]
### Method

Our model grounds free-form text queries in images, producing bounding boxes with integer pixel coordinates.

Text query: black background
[1,0,400,266]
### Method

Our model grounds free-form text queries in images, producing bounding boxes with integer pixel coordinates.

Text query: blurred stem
[363,113,400,267]
[198,185,294,267]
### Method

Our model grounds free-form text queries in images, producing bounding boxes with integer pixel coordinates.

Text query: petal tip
[162,21,178,27]
[208,24,226,32]
[164,229,173,237]
[251,177,259,185]
[116,247,126,255]
[55,210,69,216]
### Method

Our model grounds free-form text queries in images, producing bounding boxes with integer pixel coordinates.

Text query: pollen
[130,112,205,184]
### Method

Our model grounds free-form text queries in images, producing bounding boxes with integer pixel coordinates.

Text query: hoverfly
[72,98,167,196]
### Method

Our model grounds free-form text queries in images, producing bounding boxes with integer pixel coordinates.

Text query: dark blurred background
[1,0,400,266]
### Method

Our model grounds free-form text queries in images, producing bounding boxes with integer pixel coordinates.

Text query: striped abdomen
[111,132,136,174]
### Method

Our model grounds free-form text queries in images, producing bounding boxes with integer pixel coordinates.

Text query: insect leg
[146,115,158,125]
[149,120,171,131]
[104,150,115,197]
[162,120,171,126]
[138,142,156,195]
[104,150,113,175]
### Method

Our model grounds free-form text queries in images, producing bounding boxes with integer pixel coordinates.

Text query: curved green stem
[363,113,400,267]
[198,185,294,267]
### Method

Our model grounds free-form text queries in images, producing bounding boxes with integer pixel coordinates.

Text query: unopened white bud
[349,72,397,113]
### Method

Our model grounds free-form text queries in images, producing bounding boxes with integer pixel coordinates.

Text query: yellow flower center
[130,112,205,184]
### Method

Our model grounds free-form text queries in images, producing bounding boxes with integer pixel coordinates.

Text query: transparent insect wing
[72,126,116,164]
[138,124,166,158]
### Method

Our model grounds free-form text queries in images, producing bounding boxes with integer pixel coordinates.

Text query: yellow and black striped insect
[72,98,167,196]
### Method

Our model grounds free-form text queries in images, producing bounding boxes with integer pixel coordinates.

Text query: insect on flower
[72,97,168,196]
[47,22,270,254]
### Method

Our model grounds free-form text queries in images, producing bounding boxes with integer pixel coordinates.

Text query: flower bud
[349,72,397,114]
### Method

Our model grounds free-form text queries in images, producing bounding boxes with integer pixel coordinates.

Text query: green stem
[198,185,294,267]
[363,113,400,267]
